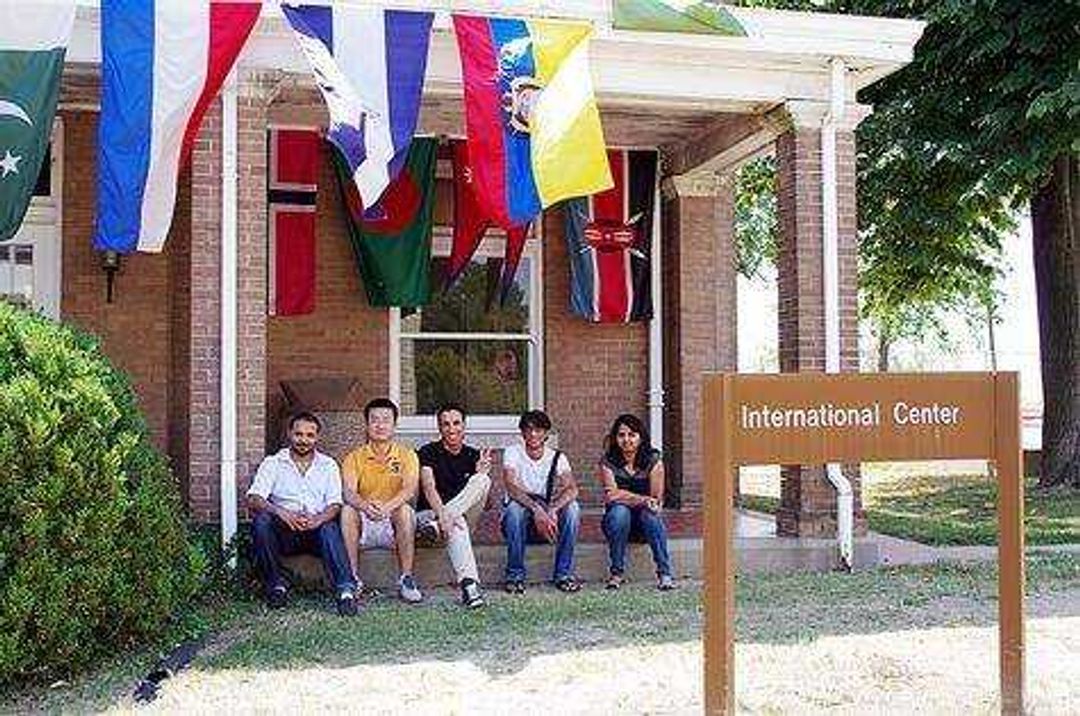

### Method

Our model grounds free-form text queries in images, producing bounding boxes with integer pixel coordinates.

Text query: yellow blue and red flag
[453,15,612,228]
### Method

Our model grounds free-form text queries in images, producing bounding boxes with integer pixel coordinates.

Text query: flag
[95,1,261,254]
[268,127,319,317]
[453,15,612,228]
[282,5,432,211]
[563,149,657,323]
[446,139,530,305]
[332,137,436,308]
[0,1,74,242]
[612,0,746,36]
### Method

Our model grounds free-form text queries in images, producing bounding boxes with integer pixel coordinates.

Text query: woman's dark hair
[603,413,654,471]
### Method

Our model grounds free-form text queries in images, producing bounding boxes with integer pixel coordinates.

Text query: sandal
[605,573,624,591]
[554,576,582,593]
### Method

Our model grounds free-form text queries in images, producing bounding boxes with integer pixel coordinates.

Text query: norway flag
[95,1,261,254]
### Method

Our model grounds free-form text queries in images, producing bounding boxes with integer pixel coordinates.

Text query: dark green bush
[0,302,204,686]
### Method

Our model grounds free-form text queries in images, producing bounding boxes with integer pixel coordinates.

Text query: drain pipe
[220,69,239,558]
[822,57,854,570]
[648,168,664,449]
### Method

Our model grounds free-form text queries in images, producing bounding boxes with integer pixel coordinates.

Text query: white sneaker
[399,573,423,603]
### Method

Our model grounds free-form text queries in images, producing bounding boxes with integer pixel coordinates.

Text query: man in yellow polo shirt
[340,398,423,603]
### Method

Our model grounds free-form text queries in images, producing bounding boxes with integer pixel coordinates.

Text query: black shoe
[266,586,288,609]
[554,576,581,593]
[336,591,359,617]
[461,578,485,609]
[504,580,526,595]
[416,519,441,548]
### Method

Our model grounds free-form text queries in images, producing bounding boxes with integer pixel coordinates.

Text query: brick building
[7,2,922,545]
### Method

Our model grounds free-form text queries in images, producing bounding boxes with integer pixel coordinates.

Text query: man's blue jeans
[602,503,673,577]
[251,510,357,595]
[501,498,580,582]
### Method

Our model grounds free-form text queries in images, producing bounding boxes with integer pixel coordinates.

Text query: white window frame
[2,118,63,319]
[390,223,544,442]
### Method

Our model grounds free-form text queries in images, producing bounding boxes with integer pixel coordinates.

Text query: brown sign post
[703,372,1024,715]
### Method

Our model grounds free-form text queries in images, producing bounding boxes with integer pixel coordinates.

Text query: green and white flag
[613,0,746,36]
[0,1,75,242]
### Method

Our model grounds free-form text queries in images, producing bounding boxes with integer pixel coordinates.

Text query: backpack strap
[544,449,562,503]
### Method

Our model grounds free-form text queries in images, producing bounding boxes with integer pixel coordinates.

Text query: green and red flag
[0,2,75,242]
[612,0,746,36]
[332,136,436,308]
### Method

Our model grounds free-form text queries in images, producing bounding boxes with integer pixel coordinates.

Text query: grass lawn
[11,552,1080,713]
[740,475,1080,546]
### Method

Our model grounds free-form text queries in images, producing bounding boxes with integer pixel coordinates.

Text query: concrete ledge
[279,536,880,590]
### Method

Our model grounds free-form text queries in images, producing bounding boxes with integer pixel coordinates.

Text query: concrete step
[280,536,880,591]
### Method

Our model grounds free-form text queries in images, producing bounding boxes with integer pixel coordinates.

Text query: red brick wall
[775,127,865,537]
[542,211,650,507]
[59,110,186,457]
[266,142,388,448]
[661,177,737,512]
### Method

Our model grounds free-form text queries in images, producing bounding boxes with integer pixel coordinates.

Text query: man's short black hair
[364,397,399,422]
[436,402,467,423]
[289,410,322,432]
[518,409,552,432]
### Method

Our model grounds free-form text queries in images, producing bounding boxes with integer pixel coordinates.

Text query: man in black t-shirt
[416,403,492,608]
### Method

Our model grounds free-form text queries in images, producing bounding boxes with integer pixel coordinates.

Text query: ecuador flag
[453,15,612,227]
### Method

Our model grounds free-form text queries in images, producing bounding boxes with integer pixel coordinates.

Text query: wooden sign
[702,372,1024,715]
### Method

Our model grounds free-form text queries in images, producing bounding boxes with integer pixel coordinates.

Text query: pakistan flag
[0,3,75,242]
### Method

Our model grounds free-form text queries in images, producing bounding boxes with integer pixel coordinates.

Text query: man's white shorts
[359,514,396,549]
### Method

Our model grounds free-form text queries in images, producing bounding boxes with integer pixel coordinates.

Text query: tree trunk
[1033,152,1080,488]
[877,329,891,373]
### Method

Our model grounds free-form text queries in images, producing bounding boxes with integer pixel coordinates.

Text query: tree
[840,0,1080,487]
[734,0,1080,485]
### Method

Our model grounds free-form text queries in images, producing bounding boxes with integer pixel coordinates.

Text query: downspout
[822,57,854,570]
[220,70,239,555]
[648,168,664,449]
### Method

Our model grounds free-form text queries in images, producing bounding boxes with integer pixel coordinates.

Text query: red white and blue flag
[281,5,432,213]
[94,1,261,253]
[563,149,657,323]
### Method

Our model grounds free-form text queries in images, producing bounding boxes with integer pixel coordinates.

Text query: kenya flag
[563,149,657,323]
[0,2,75,241]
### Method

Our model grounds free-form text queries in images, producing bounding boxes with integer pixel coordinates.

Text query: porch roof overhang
[65,1,924,174]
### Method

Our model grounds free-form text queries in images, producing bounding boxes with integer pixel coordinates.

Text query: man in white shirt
[501,409,581,594]
[247,411,358,616]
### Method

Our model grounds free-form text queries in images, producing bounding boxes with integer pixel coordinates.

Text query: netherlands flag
[281,5,432,212]
[95,1,261,254]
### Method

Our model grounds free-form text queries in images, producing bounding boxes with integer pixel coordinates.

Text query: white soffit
[68,1,924,112]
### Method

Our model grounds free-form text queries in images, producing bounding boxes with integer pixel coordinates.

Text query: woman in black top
[597,414,674,590]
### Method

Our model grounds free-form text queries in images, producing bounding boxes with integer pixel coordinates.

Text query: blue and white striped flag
[281,4,432,210]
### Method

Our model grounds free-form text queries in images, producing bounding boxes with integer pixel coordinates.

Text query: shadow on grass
[12,553,1079,712]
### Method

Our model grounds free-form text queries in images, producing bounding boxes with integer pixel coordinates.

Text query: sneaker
[657,574,676,591]
[460,578,485,609]
[336,591,359,617]
[416,519,441,548]
[554,576,581,593]
[504,580,526,595]
[399,574,423,603]
[605,573,624,591]
[266,585,288,609]
[357,581,381,600]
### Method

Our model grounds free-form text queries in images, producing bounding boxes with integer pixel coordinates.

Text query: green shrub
[0,302,204,687]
